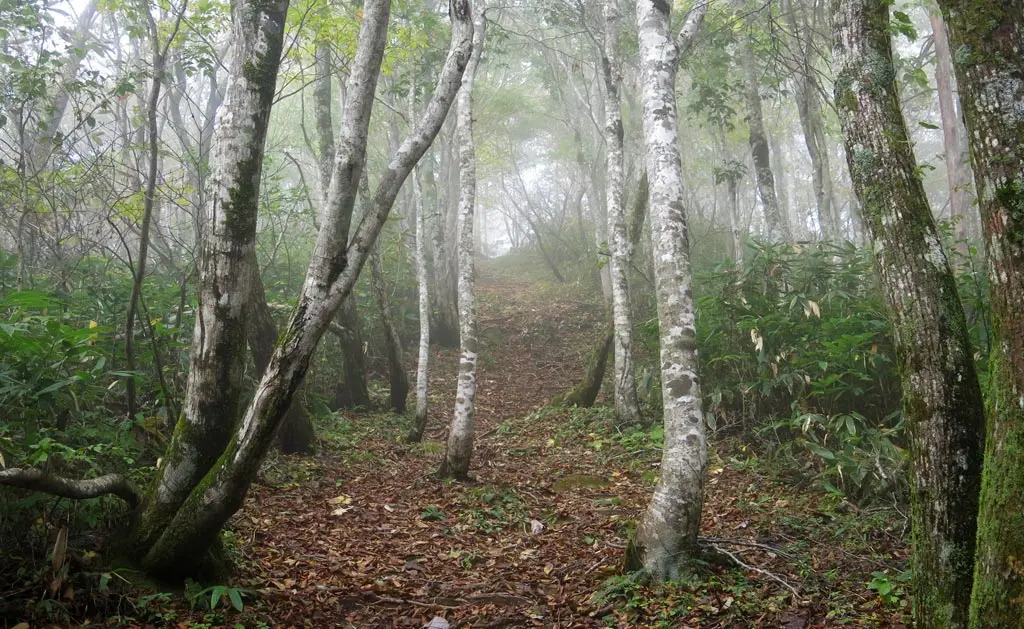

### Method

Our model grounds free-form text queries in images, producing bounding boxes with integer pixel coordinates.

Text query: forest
[0,0,1021,626]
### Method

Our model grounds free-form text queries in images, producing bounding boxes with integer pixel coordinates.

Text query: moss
[994,177,1024,246]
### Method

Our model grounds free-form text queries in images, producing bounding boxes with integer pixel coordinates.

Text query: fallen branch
[707,543,800,599]
[0,468,141,509]
[698,536,796,560]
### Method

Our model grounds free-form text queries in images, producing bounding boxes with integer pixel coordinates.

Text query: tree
[408,162,431,442]
[625,0,708,581]
[440,1,485,480]
[933,2,1024,624]
[599,0,641,426]
[832,2,986,626]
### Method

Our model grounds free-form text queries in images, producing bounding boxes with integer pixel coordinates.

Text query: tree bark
[370,244,409,413]
[929,12,975,242]
[440,3,485,480]
[625,0,708,582]
[832,4,985,626]
[138,0,472,575]
[934,3,1024,624]
[409,163,432,441]
[0,468,140,509]
[135,0,289,558]
[600,0,641,427]
[741,38,790,242]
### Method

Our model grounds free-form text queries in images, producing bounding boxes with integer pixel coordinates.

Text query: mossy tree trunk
[550,329,613,408]
[133,0,473,576]
[934,2,1024,624]
[832,3,986,626]
[134,0,289,560]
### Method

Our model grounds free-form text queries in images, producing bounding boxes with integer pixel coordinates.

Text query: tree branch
[0,468,141,509]
[675,0,709,58]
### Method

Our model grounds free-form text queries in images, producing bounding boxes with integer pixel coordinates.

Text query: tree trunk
[409,165,432,442]
[742,39,790,242]
[136,0,472,575]
[549,329,613,408]
[934,3,1024,624]
[370,244,409,413]
[134,0,289,560]
[832,4,985,626]
[625,0,708,582]
[440,3,485,480]
[248,277,315,455]
[332,297,371,409]
[600,0,641,427]
[929,12,975,242]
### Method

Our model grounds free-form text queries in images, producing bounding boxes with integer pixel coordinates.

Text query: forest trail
[232,256,905,628]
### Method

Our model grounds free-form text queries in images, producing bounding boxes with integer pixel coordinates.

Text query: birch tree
[440,2,485,480]
[832,3,985,625]
[599,0,641,426]
[625,0,708,581]
[933,2,1024,623]
[408,164,432,442]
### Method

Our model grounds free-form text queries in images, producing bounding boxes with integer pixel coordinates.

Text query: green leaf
[918,120,940,129]
[210,585,226,609]
[227,587,244,612]
[807,442,835,460]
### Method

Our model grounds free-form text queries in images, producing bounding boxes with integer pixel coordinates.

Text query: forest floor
[3,254,910,628]
[216,255,909,628]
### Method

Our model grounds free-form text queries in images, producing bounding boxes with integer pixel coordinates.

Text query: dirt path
[232,257,908,628]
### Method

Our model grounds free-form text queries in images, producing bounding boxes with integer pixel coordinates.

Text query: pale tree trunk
[600,0,641,426]
[726,174,744,265]
[741,38,789,242]
[440,3,485,480]
[408,164,432,442]
[832,4,985,626]
[929,12,975,242]
[138,0,472,574]
[782,0,840,241]
[625,0,708,581]
[933,3,1024,624]
[135,0,290,559]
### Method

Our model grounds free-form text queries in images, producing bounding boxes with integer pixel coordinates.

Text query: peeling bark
[440,3,485,480]
[832,4,985,625]
[627,0,708,582]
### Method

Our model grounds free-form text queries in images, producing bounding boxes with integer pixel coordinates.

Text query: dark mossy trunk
[935,2,1024,624]
[333,296,371,409]
[833,4,986,626]
[370,246,409,413]
[550,329,613,408]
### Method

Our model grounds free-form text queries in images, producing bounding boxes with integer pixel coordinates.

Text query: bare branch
[0,468,141,509]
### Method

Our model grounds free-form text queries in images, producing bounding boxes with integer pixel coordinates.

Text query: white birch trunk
[627,0,708,582]
[600,0,641,426]
[409,164,432,442]
[440,3,485,479]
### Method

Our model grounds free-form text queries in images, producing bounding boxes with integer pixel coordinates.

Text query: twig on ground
[709,543,800,599]
[698,536,796,560]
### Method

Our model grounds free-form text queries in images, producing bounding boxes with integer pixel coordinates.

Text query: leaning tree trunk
[134,0,289,556]
[933,2,1024,624]
[625,0,708,582]
[440,3,485,480]
[408,165,432,442]
[246,265,315,454]
[599,0,641,427]
[832,4,985,626]
[741,37,790,242]
[137,0,472,575]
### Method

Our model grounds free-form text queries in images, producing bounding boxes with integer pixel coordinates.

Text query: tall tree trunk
[440,3,485,480]
[625,0,708,581]
[332,298,371,409]
[929,12,975,242]
[408,165,431,442]
[726,174,744,266]
[137,0,472,574]
[934,3,1024,624]
[370,244,409,413]
[832,4,985,626]
[600,0,641,426]
[781,0,840,241]
[135,0,290,559]
[741,39,790,242]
